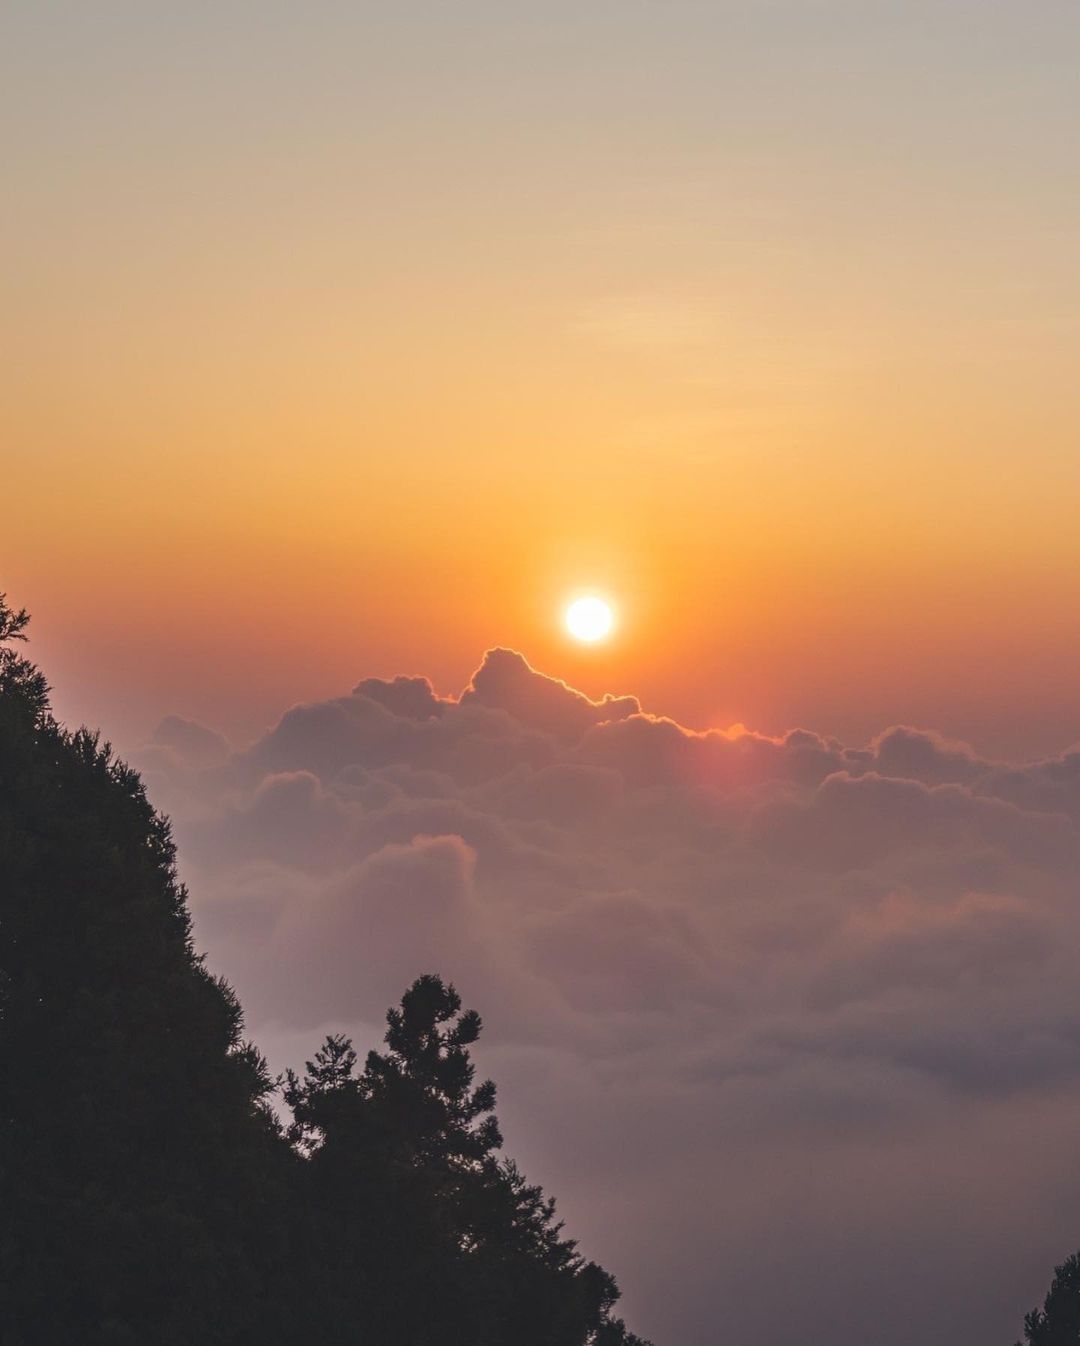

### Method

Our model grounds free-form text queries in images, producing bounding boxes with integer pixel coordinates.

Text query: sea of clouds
[137,649,1080,1346]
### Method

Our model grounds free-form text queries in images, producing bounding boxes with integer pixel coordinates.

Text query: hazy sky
[4,0,1079,759]
[6,6,1080,1344]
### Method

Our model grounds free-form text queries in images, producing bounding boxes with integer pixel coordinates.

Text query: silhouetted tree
[284,974,652,1346]
[0,594,299,1344]
[0,593,652,1345]
[1017,1253,1080,1345]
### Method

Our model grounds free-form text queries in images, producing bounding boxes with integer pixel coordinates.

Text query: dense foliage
[0,595,649,1346]
[1017,1255,1080,1346]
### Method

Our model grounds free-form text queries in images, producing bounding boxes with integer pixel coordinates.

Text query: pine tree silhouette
[1017,1253,1080,1346]
[0,593,652,1345]
[285,973,651,1345]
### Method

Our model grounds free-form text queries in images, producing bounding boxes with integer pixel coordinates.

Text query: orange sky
[4,2,1079,759]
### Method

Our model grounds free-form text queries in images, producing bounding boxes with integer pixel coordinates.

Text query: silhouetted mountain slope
[0,595,650,1346]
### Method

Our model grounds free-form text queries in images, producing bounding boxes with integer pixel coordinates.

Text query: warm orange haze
[6,6,1080,764]
[4,3,1080,1345]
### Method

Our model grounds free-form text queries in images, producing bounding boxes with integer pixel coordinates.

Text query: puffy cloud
[461,647,640,739]
[266,833,491,1024]
[352,672,446,721]
[868,725,989,787]
[148,713,231,769]
[137,649,1080,1346]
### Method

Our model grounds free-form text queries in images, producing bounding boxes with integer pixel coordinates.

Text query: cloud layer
[139,650,1080,1346]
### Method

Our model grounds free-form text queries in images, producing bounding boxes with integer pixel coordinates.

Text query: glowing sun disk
[565,596,615,643]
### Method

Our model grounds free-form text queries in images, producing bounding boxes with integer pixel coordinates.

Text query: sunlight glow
[564,596,615,643]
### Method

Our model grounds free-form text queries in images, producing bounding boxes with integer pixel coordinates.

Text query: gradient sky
[4,0,1080,760]
[7,7,1080,1345]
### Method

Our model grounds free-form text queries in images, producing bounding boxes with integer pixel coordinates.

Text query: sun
[564,595,615,643]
